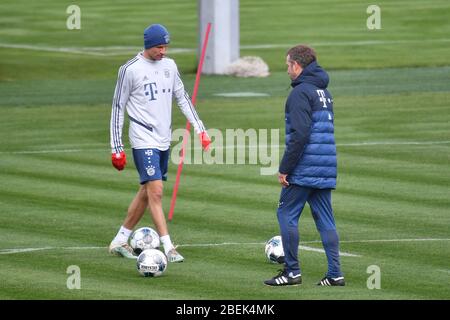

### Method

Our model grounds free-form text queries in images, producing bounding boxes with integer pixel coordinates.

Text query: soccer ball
[265,235,285,264]
[129,227,160,255]
[136,249,167,277]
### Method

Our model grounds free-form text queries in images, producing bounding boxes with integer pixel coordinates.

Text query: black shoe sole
[264,283,301,287]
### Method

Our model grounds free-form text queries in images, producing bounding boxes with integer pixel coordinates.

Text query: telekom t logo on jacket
[144,82,158,101]
[144,82,172,102]
[316,90,329,108]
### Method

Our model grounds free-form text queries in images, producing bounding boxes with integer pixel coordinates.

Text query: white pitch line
[2,38,450,56]
[3,238,450,256]
[0,242,359,256]
[214,92,270,97]
[189,140,450,150]
[300,238,450,244]
[337,141,450,147]
[0,43,193,56]
[0,247,54,254]
[0,43,107,56]
[63,246,107,250]
[241,38,450,49]
[2,140,449,155]
[179,242,263,247]
[0,246,106,255]
[338,238,450,243]
[178,242,359,257]
[299,245,359,257]
[1,149,84,155]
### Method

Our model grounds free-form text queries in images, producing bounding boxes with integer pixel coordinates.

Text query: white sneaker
[166,248,184,263]
[109,241,136,259]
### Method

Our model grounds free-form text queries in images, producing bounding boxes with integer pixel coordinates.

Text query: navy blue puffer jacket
[279,61,336,189]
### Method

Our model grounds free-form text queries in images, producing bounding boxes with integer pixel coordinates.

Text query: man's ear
[295,61,303,74]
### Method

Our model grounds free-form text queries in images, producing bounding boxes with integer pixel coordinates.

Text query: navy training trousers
[277,185,343,278]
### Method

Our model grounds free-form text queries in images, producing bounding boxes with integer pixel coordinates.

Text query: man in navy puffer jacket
[264,45,345,287]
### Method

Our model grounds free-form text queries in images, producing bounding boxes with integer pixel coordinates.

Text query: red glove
[199,131,211,151]
[112,151,126,171]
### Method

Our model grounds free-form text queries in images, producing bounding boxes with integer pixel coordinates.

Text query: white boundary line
[299,245,359,257]
[437,269,450,274]
[338,238,450,243]
[0,243,358,257]
[2,149,84,154]
[214,92,270,97]
[0,43,193,56]
[2,39,450,56]
[1,238,449,256]
[177,242,359,257]
[0,247,53,254]
[337,141,450,147]
[1,140,449,155]
[241,38,450,49]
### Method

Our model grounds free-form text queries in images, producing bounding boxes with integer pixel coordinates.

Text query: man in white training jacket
[109,24,211,262]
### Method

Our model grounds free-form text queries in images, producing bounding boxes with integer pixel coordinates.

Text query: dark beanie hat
[144,24,170,49]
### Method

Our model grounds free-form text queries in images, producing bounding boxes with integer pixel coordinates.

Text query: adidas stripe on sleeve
[110,59,135,154]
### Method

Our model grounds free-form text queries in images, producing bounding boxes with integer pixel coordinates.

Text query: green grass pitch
[0,0,449,300]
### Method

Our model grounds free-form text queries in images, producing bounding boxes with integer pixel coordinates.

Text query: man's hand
[199,131,211,151]
[112,151,127,171]
[278,172,289,187]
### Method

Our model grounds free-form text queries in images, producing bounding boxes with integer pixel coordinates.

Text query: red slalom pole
[168,22,212,221]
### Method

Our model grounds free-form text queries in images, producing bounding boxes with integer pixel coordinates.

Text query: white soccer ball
[136,249,167,277]
[130,227,160,255]
[265,235,285,264]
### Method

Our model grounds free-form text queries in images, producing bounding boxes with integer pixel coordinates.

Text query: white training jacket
[110,52,206,153]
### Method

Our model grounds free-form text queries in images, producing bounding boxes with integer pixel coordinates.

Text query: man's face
[286,55,302,80]
[145,45,168,60]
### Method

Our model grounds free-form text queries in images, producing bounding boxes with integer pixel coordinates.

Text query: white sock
[113,226,132,244]
[160,235,174,254]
